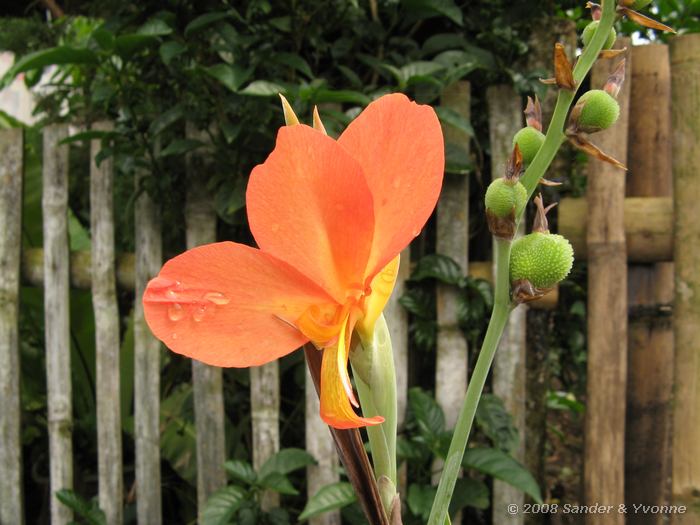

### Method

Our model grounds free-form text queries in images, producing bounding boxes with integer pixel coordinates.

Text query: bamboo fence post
[670,33,700,523]
[90,122,123,525]
[584,39,631,522]
[305,367,341,525]
[43,124,73,525]
[433,82,470,508]
[134,167,163,525]
[487,84,526,525]
[0,128,24,525]
[625,44,673,520]
[251,362,280,509]
[185,125,227,520]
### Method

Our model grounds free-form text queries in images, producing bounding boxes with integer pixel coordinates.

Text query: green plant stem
[427,3,616,524]
[427,238,512,525]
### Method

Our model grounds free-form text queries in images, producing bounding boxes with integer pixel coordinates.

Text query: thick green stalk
[427,3,616,524]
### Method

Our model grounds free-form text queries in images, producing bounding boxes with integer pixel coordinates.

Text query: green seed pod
[512,127,545,165]
[582,21,617,50]
[485,178,527,218]
[510,232,574,289]
[578,89,620,132]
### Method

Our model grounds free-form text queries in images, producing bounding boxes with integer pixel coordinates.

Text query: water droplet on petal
[166,289,178,299]
[412,227,421,237]
[172,333,178,340]
[193,306,207,322]
[204,291,230,305]
[168,303,185,321]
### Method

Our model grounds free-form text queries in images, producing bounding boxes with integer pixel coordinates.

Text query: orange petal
[143,242,335,367]
[319,317,384,429]
[247,125,375,304]
[338,93,444,279]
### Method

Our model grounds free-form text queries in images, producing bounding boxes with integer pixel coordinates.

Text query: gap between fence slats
[0,128,24,525]
[43,123,74,525]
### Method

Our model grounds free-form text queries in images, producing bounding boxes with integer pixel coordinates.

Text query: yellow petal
[357,255,400,340]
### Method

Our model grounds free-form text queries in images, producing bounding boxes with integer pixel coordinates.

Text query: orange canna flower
[143,93,444,429]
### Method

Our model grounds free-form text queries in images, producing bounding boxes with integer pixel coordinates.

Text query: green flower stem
[427,3,616,524]
[351,314,398,514]
[427,238,512,525]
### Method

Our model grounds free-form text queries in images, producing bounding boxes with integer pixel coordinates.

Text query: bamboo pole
[43,124,73,525]
[134,168,162,525]
[487,84,526,525]
[584,38,631,523]
[305,367,341,525]
[670,33,700,523]
[0,128,24,525]
[559,196,672,262]
[90,122,123,525]
[434,82,470,497]
[625,44,673,520]
[251,362,280,509]
[185,126,227,520]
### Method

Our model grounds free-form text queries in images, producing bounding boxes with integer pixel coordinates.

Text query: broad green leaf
[259,448,316,479]
[148,105,184,136]
[402,0,464,26]
[422,33,468,56]
[410,254,464,285]
[204,64,252,93]
[273,52,313,78]
[91,27,115,51]
[224,460,257,485]
[258,472,298,495]
[201,486,245,525]
[160,385,197,484]
[311,89,371,106]
[398,288,433,318]
[159,41,186,65]
[0,109,25,129]
[59,130,117,145]
[137,18,173,36]
[450,478,490,512]
[400,61,445,82]
[114,34,158,59]
[299,482,356,521]
[463,448,543,503]
[407,483,436,521]
[239,80,286,97]
[55,490,106,525]
[476,394,520,454]
[435,107,474,137]
[158,138,205,157]
[408,387,445,438]
[185,12,231,37]
[0,46,98,89]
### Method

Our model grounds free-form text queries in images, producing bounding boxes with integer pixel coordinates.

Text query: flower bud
[510,232,574,289]
[582,20,617,49]
[577,89,620,132]
[512,127,545,165]
[485,178,527,218]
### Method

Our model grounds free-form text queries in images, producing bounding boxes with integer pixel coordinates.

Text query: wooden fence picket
[134,167,163,525]
[0,128,24,525]
[251,362,280,509]
[487,84,527,525]
[90,122,123,525]
[43,124,74,525]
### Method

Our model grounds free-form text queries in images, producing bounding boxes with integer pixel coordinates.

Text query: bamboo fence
[0,37,698,525]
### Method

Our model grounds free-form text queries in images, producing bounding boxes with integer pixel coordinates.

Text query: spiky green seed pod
[485,178,527,218]
[582,21,617,50]
[512,127,545,165]
[510,232,574,289]
[578,89,620,131]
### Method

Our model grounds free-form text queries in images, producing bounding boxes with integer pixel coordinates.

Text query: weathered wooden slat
[305,366,341,525]
[487,84,526,525]
[185,125,227,520]
[670,33,700,524]
[559,196,672,262]
[0,128,24,525]
[43,124,74,525]
[584,38,631,524]
[433,83,470,510]
[134,169,163,525]
[90,122,123,525]
[625,44,673,521]
[251,362,280,509]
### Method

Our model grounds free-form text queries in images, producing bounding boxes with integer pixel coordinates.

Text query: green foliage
[55,489,106,525]
[299,482,357,521]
